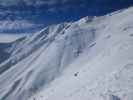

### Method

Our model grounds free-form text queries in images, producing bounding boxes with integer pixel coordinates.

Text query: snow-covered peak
[76,16,94,25]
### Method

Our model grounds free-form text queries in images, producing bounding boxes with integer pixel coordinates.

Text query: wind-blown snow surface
[1,7,133,100]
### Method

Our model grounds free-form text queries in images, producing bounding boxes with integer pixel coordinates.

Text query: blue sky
[0,0,133,33]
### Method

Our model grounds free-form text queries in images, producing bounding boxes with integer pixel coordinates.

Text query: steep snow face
[28,7,133,100]
[1,7,133,100]
[0,16,96,100]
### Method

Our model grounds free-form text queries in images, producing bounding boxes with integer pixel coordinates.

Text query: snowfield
[0,7,133,100]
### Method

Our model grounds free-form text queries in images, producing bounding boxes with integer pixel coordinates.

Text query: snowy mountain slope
[0,7,133,100]
[0,16,96,100]
[0,34,27,64]
[0,42,11,64]
[28,7,133,100]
